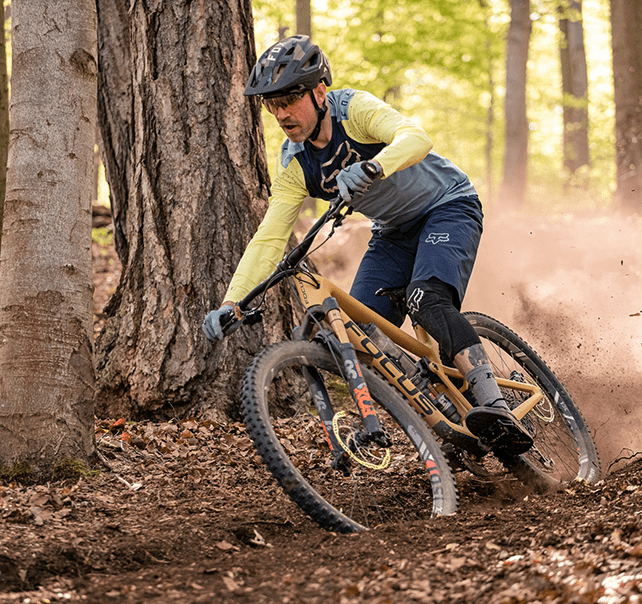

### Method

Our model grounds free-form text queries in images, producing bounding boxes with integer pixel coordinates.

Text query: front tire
[241,340,459,533]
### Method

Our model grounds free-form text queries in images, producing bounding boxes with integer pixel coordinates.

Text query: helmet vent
[303,53,319,70]
[273,64,286,83]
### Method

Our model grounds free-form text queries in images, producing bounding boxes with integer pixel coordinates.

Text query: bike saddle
[465,406,534,456]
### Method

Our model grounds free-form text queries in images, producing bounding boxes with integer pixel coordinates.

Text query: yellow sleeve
[224,155,307,303]
[343,90,433,177]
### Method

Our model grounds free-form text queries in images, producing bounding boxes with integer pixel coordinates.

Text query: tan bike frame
[293,270,543,444]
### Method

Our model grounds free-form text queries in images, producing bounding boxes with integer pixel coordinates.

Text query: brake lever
[220,306,264,337]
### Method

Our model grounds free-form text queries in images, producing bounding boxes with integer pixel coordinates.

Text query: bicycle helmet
[244,35,332,99]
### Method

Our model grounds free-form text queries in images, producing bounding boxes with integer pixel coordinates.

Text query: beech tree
[500,0,532,206]
[0,0,97,477]
[559,0,589,176]
[0,8,8,252]
[611,0,642,213]
[95,0,292,419]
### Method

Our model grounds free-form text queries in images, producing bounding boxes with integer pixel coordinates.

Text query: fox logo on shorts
[425,233,450,245]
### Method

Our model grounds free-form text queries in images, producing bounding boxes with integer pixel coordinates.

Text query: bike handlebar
[236,196,348,309]
[221,160,381,335]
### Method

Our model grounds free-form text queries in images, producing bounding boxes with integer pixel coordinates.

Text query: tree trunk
[500,0,532,206]
[296,0,312,38]
[0,11,9,252]
[0,0,96,478]
[611,0,642,214]
[559,0,590,177]
[95,0,293,420]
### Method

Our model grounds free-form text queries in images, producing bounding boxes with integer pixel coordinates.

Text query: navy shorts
[349,196,483,326]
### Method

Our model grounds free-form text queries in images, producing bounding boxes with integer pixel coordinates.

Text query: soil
[1,208,641,604]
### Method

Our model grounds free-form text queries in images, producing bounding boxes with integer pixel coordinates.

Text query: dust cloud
[299,210,642,474]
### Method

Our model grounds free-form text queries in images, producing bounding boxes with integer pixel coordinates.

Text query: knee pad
[406,278,480,363]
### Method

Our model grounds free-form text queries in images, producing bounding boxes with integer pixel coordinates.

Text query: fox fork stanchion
[320,297,390,448]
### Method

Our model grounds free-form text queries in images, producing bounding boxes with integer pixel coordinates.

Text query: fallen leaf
[222,576,240,591]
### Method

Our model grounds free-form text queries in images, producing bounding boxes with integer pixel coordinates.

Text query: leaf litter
[1,416,642,603]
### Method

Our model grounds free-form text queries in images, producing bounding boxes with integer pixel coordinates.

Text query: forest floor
[1,208,641,604]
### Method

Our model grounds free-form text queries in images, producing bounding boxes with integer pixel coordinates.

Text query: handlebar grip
[362,161,382,179]
[219,306,241,337]
[219,307,235,330]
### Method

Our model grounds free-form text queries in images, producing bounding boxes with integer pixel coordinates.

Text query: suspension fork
[298,297,389,448]
[323,297,389,445]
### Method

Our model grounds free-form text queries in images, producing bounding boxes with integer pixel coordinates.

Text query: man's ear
[314,82,327,105]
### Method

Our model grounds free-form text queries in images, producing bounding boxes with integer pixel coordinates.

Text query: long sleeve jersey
[224,88,477,303]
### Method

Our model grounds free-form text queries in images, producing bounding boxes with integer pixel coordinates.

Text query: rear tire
[241,340,459,533]
[465,312,601,490]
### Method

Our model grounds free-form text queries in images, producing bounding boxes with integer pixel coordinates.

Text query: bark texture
[611,0,642,213]
[95,0,291,419]
[500,0,532,206]
[0,0,97,476]
[0,15,8,251]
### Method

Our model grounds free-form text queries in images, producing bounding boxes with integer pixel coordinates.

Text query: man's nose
[275,106,290,120]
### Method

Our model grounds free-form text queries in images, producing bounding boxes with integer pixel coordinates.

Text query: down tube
[343,319,485,455]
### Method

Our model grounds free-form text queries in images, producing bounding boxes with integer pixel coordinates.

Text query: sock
[465,364,509,410]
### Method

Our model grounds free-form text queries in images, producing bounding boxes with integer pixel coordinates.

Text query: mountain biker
[202,35,532,455]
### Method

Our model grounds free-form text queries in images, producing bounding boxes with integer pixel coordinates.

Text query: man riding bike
[203,35,532,455]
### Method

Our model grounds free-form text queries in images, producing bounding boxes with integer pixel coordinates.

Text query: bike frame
[292,269,544,456]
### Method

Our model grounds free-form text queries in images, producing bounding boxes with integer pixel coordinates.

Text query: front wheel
[465,312,601,490]
[241,340,459,533]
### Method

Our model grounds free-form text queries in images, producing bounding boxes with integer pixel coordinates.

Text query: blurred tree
[500,0,532,206]
[0,4,8,251]
[95,0,294,418]
[296,0,311,37]
[559,0,589,177]
[0,0,96,478]
[611,0,642,213]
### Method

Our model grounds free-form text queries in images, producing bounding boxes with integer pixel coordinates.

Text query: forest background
[1,3,642,600]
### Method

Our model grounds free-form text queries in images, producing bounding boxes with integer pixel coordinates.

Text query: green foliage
[1,460,34,485]
[92,226,113,248]
[251,0,615,213]
[52,458,99,483]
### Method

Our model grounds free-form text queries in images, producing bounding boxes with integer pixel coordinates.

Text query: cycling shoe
[464,406,534,456]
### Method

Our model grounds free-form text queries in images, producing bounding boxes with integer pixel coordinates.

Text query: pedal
[465,406,534,456]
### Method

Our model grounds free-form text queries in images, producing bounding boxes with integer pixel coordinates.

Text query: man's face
[263,87,324,143]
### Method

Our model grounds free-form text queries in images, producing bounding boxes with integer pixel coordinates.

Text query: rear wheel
[241,340,459,533]
[465,312,601,489]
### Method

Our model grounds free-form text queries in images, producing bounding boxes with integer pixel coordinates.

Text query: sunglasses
[262,91,308,113]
